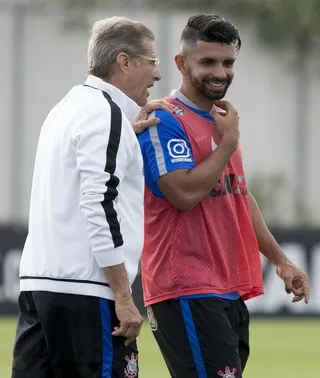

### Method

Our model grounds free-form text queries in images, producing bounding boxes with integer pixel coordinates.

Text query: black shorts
[147,296,250,378]
[12,291,139,378]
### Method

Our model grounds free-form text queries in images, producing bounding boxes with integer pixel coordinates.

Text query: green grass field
[1,318,319,377]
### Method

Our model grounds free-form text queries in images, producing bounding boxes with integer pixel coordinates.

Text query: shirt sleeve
[138,109,195,183]
[72,102,126,269]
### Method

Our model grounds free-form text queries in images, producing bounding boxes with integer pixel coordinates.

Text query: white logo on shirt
[211,136,218,151]
[173,106,185,116]
[167,139,191,160]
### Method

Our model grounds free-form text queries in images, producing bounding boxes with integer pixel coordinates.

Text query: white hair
[87,16,154,78]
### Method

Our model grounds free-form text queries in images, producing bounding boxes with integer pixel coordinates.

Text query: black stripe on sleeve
[102,91,123,248]
[20,275,110,287]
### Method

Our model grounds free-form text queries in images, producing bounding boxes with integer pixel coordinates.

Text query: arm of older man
[132,99,175,134]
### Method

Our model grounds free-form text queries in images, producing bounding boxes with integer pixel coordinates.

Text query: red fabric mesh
[141,99,264,306]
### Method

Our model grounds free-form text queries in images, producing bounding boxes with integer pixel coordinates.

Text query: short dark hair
[181,14,241,51]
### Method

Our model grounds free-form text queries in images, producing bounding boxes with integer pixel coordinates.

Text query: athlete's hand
[210,100,239,152]
[132,99,175,134]
[276,261,310,303]
[112,296,144,346]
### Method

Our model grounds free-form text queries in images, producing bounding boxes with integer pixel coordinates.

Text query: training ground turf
[1,318,319,377]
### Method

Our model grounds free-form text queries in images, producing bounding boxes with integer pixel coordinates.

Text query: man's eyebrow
[198,57,236,62]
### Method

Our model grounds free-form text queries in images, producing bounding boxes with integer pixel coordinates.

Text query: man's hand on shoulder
[132,99,175,134]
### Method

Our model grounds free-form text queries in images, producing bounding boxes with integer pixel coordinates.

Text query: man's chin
[136,97,148,107]
[205,92,225,101]
[203,83,230,101]
[199,87,225,100]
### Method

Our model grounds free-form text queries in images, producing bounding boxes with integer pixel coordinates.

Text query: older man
[12,17,173,378]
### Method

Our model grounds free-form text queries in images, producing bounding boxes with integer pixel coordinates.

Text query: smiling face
[177,40,236,102]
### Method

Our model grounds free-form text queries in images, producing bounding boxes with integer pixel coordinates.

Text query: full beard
[189,74,231,101]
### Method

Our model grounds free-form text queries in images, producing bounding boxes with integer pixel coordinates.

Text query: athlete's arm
[157,101,239,210]
[137,108,196,199]
[158,142,235,210]
[248,192,287,266]
[248,192,310,303]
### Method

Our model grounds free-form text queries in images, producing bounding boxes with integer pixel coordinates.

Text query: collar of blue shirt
[169,89,203,110]
[85,75,141,122]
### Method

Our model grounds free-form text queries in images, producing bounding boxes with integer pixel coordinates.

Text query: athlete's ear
[175,54,189,75]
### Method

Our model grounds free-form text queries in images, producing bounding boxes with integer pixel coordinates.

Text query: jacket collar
[85,75,140,122]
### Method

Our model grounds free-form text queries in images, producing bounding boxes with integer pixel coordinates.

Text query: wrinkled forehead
[186,40,236,61]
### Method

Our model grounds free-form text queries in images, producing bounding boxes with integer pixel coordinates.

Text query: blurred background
[0,0,319,377]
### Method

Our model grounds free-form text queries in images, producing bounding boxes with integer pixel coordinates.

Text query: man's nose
[153,67,161,82]
[211,64,227,80]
